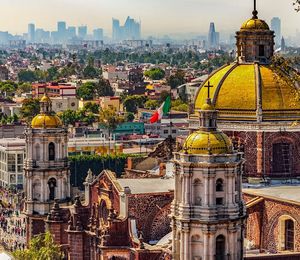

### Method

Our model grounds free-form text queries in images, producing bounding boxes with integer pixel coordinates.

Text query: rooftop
[117,178,174,194]
[244,185,300,204]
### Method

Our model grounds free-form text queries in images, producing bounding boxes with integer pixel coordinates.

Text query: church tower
[172,88,246,260]
[24,95,70,240]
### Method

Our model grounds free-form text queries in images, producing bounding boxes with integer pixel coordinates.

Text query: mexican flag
[150,96,171,123]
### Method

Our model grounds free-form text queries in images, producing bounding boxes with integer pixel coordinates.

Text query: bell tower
[172,89,247,260]
[236,0,274,64]
[24,95,70,240]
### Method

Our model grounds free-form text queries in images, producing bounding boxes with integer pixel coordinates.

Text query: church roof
[194,63,300,122]
[244,185,300,205]
[241,18,269,30]
[31,114,62,128]
[117,178,174,194]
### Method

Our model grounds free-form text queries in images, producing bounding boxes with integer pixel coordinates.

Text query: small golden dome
[40,95,51,103]
[241,18,269,30]
[201,102,215,111]
[31,114,62,128]
[182,131,232,155]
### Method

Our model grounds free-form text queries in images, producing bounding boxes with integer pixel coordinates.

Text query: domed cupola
[236,0,274,64]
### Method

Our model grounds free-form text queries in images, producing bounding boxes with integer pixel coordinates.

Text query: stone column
[209,175,215,206]
[208,232,215,260]
[184,175,190,205]
[257,131,263,176]
[203,232,209,260]
[203,174,209,206]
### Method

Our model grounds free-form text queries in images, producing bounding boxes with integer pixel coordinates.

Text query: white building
[0,138,25,188]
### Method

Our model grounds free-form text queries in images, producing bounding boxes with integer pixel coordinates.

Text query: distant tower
[112,18,120,41]
[281,36,286,52]
[172,88,246,260]
[28,23,35,43]
[24,95,70,241]
[271,17,281,47]
[208,22,216,49]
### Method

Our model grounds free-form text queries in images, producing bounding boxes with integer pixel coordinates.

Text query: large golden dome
[183,130,232,155]
[241,18,269,30]
[194,63,300,121]
[31,114,62,128]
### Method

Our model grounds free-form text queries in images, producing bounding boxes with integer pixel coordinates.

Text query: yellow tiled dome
[241,18,269,30]
[194,63,300,121]
[183,131,232,155]
[31,114,62,128]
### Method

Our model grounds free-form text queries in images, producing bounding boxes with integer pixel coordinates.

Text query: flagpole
[168,87,173,159]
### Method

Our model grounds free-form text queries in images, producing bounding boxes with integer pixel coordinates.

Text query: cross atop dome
[252,0,258,19]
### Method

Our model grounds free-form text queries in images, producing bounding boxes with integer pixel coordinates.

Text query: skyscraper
[271,17,281,46]
[112,18,120,41]
[93,28,104,41]
[112,17,141,42]
[208,22,217,49]
[78,26,87,39]
[57,21,66,42]
[28,23,35,43]
[67,26,76,39]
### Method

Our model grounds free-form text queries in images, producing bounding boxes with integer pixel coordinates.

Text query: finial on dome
[252,0,258,19]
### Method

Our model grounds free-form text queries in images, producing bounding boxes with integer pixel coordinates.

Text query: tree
[13,231,64,260]
[58,109,78,126]
[76,82,95,100]
[95,77,114,97]
[125,112,135,122]
[20,98,40,122]
[16,82,32,95]
[144,99,160,110]
[18,70,37,82]
[123,95,148,113]
[0,82,16,97]
[167,70,186,89]
[83,102,100,114]
[99,108,124,133]
[144,67,165,80]
[294,0,300,11]
[47,67,59,81]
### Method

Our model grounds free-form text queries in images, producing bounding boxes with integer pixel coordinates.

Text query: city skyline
[0,0,299,37]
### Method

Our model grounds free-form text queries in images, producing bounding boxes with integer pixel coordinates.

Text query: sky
[0,0,299,37]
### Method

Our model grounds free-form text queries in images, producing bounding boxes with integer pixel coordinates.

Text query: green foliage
[18,70,37,82]
[13,231,63,260]
[83,102,100,114]
[47,67,59,81]
[171,98,188,112]
[144,99,160,110]
[69,154,142,188]
[125,112,135,122]
[58,109,77,126]
[20,98,40,121]
[83,65,99,79]
[76,82,95,100]
[16,82,32,95]
[167,70,186,89]
[144,67,165,80]
[123,95,148,113]
[99,107,124,131]
[0,82,17,97]
[95,77,114,97]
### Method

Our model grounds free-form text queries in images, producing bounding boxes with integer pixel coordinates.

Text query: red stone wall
[127,192,173,242]
[245,195,300,254]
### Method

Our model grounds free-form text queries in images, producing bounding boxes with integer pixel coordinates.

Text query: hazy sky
[1,0,299,37]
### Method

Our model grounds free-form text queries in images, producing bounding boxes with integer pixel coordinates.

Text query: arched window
[48,142,55,161]
[216,179,224,192]
[48,178,57,200]
[272,143,292,175]
[216,235,226,260]
[285,219,294,251]
[99,200,109,225]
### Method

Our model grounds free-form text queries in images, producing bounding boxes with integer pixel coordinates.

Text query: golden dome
[194,63,300,121]
[183,131,232,155]
[241,18,269,30]
[31,114,62,128]
[40,95,51,103]
[201,102,215,111]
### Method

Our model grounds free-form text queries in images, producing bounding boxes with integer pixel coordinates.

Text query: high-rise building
[78,26,87,39]
[67,26,76,39]
[112,18,120,41]
[28,23,35,43]
[208,22,217,49]
[93,28,104,41]
[112,17,141,42]
[57,21,67,42]
[271,17,281,46]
